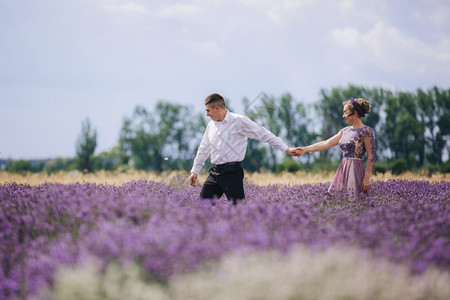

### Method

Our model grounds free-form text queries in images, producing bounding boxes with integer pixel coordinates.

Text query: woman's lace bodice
[339,126,375,163]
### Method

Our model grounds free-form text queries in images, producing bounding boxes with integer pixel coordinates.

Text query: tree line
[4,84,450,175]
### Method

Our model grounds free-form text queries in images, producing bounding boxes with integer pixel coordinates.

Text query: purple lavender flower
[0,179,449,299]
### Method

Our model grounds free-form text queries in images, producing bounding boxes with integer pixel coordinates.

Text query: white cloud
[435,36,450,61]
[329,26,359,47]
[338,0,389,22]
[429,8,450,28]
[237,0,310,8]
[235,0,312,24]
[412,2,450,29]
[180,39,224,57]
[340,0,354,11]
[362,22,447,73]
[361,23,410,61]
[154,4,203,18]
[201,40,224,56]
[103,2,148,14]
[328,22,450,74]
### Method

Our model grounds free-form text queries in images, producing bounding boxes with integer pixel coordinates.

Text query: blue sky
[1,0,449,159]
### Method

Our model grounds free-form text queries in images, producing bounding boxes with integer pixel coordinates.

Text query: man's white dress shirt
[191,111,289,174]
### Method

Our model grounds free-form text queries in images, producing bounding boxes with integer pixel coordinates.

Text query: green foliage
[390,158,408,175]
[306,160,341,173]
[417,87,450,164]
[243,93,283,171]
[43,158,77,174]
[6,159,35,173]
[423,163,440,176]
[244,93,316,171]
[92,148,122,171]
[441,160,450,173]
[382,92,423,167]
[242,141,269,172]
[381,87,450,168]
[75,118,97,172]
[276,157,302,173]
[120,102,203,172]
[373,162,388,174]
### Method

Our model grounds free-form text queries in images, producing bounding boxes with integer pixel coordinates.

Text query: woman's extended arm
[298,130,343,154]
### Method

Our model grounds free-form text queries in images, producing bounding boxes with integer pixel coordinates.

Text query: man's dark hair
[205,93,225,108]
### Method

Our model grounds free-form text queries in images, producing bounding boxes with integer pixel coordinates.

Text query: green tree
[382,92,424,168]
[120,101,203,172]
[92,145,125,171]
[243,93,318,171]
[43,158,76,173]
[418,87,450,164]
[436,88,450,164]
[240,95,271,172]
[276,93,317,150]
[6,159,34,173]
[75,118,97,172]
[250,94,281,171]
[243,93,295,171]
[316,88,347,147]
[242,139,269,172]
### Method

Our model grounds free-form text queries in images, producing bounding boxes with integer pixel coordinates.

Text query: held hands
[286,148,300,157]
[295,147,305,156]
[285,147,305,157]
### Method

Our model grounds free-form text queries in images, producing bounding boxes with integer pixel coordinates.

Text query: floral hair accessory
[350,98,365,117]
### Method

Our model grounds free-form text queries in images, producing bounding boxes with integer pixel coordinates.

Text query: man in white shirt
[189,93,299,204]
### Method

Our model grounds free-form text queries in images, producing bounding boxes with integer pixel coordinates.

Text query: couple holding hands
[189,93,375,203]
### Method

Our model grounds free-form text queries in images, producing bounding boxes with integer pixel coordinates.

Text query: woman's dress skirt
[328,158,365,200]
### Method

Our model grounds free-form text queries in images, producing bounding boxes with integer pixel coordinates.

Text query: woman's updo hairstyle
[342,98,371,117]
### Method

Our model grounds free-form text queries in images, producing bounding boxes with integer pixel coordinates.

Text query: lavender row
[0,179,449,299]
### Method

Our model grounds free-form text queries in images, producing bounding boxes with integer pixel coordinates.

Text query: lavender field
[1,179,449,299]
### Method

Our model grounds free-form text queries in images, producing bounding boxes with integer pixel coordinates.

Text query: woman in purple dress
[297,98,375,199]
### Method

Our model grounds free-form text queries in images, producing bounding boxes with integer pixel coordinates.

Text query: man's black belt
[215,161,241,168]
[210,162,241,176]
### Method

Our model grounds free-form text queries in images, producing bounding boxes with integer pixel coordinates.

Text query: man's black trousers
[200,162,244,204]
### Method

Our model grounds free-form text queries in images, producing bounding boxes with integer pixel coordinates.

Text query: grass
[0,170,448,186]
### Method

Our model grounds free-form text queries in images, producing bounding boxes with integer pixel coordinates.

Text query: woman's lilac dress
[329,125,375,199]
